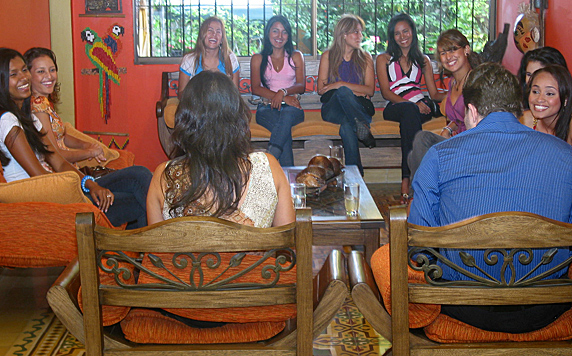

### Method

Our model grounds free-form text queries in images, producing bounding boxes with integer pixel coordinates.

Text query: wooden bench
[156,59,447,169]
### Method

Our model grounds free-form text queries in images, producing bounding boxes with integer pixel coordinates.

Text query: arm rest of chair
[348,250,393,341]
[47,258,129,350]
[47,258,84,343]
[274,249,349,347]
[311,249,348,339]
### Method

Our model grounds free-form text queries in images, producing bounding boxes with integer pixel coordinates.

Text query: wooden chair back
[76,208,314,355]
[389,206,572,355]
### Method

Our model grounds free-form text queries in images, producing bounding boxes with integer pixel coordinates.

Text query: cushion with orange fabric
[0,172,90,204]
[120,308,287,344]
[105,150,134,170]
[370,244,441,329]
[136,252,298,323]
[424,308,572,343]
[0,202,113,268]
[77,250,139,326]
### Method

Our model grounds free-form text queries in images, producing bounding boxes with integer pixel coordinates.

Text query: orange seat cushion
[0,202,114,268]
[371,244,441,328]
[120,308,286,344]
[424,308,572,343]
[137,252,298,323]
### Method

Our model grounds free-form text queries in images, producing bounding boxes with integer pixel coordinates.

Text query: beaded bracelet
[442,126,454,136]
[280,88,288,96]
[81,175,95,193]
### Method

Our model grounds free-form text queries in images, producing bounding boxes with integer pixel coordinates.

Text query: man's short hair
[463,62,523,118]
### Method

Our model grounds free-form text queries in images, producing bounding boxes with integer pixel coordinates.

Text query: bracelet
[280,88,288,96]
[442,126,454,136]
[81,175,95,193]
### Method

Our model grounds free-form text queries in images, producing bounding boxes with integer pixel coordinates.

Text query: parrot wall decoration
[81,25,124,123]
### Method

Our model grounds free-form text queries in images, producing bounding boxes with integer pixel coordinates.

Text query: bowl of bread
[295,155,344,195]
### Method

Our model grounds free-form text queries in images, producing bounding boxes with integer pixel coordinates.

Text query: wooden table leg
[364,228,380,263]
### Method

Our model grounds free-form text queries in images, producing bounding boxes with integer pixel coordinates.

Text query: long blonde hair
[327,14,368,84]
[188,16,232,77]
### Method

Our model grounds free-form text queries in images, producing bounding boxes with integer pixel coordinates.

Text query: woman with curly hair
[147,70,294,227]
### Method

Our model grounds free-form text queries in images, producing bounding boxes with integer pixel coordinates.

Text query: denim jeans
[383,99,433,179]
[256,103,304,166]
[85,165,152,229]
[321,86,372,175]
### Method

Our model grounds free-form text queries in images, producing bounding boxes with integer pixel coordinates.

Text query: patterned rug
[4,297,390,356]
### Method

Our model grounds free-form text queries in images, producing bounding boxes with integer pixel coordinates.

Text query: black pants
[441,302,571,333]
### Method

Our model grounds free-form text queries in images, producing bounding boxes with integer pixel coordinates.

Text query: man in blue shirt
[409,63,572,333]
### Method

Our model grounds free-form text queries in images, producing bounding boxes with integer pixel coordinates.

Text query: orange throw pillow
[370,244,441,328]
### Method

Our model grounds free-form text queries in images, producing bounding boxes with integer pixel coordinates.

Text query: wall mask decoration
[81,24,125,123]
[513,2,541,53]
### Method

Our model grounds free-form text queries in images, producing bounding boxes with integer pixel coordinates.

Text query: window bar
[164,0,169,56]
[247,0,251,57]
[295,0,299,50]
[471,0,475,49]
[146,0,153,56]
[455,0,458,28]
[179,1,184,56]
[423,0,426,52]
[230,0,234,54]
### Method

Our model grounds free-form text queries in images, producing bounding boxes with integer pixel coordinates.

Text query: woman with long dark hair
[147,70,294,227]
[250,15,305,166]
[178,16,240,98]
[317,14,376,176]
[0,48,150,229]
[527,65,572,144]
[377,13,445,202]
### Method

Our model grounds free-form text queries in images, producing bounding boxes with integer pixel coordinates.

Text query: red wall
[71,1,175,172]
[498,0,523,74]
[0,0,51,52]
[544,0,572,63]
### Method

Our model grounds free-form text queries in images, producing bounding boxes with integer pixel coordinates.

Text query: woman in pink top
[250,15,305,166]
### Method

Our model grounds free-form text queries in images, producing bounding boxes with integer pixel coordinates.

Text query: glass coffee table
[283,165,384,262]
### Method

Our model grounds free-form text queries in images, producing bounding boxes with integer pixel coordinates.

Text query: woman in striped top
[377,13,445,203]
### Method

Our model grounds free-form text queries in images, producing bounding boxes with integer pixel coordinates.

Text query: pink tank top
[264,54,297,92]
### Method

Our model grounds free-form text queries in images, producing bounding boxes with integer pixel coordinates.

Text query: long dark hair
[518,47,568,108]
[386,13,424,70]
[527,65,572,142]
[0,48,49,157]
[166,71,252,218]
[23,47,61,104]
[259,15,296,89]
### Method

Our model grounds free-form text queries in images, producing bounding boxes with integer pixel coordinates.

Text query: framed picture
[83,0,123,16]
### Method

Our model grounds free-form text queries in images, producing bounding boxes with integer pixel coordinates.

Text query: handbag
[79,165,116,179]
[356,95,375,116]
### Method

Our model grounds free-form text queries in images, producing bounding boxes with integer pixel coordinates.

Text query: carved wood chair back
[389,206,572,355]
[76,208,314,355]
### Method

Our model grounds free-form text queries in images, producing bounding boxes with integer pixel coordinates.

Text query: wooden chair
[349,206,572,355]
[48,208,348,355]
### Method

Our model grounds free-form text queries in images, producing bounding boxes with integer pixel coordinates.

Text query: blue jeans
[321,86,372,176]
[85,165,152,229]
[383,99,433,179]
[256,103,304,166]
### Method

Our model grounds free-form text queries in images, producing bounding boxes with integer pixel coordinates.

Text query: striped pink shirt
[387,60,424,102]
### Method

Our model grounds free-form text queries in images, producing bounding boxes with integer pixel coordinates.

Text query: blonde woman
[178,16,240,98]
[317,14,375,176]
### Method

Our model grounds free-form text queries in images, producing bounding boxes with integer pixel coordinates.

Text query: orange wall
[544,0,572,64]
[0,0,51,52]
[70,1,174,172]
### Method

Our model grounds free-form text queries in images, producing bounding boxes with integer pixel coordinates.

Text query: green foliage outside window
[144,0,490,58]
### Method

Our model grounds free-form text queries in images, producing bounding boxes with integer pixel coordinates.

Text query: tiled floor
[0,266,64,355]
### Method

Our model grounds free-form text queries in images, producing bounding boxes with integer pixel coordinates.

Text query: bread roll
[308,155,334,179]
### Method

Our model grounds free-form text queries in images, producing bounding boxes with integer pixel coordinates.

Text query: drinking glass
[329,145,344,164]
[344,183,360,217]
[290,183,306,209]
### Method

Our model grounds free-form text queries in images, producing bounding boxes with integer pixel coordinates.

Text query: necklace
[453,71,470,91]
[532,115,557,135]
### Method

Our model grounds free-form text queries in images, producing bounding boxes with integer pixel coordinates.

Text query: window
[134,0,495,63]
